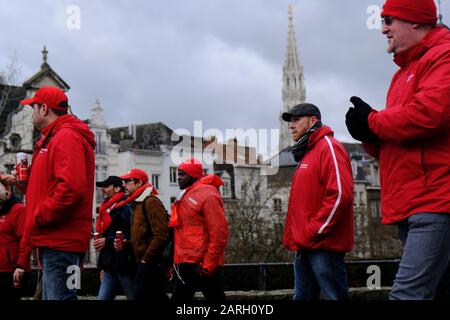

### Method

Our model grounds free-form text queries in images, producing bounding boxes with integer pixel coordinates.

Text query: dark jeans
[293,250,349,300]
[390,213,450,300]
[97,270,135,300]
[0,272,26,300]
[40,248,84,300]
[134,262,168,301]
[171,263,225,303]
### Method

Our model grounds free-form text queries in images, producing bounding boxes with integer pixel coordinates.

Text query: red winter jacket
[0,200,27,272]
[171,175,229,272]
[18,115,96,264]
[283,126,354,253]
[366,26,450,224]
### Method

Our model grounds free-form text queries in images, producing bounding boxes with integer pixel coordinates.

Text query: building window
[221,180,231,198]
[152,174,160,190]
[359,192,364,206]
[203,169,208,175]
[10,134,22,151]
[95,132,106,155]
[351,160,358,179]
[370,201,380,219]
[95,165,108,182]
[274,198,282,214]
[170,167,177,183]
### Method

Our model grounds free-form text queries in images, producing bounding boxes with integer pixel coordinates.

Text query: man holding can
[3,86,96,300]
[94,176,135,300]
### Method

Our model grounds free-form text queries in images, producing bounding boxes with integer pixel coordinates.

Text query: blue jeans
[40,248,84,300]
[97,271,135,300]
[390,213,450,300]
[294,250,349,300]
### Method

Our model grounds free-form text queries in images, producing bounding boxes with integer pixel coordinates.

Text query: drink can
[115,231,123,246]
[93,232,100,240]
[16,153,29,183]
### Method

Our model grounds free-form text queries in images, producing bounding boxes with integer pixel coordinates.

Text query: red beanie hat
[381,0,437,24]
[178,158,204,179]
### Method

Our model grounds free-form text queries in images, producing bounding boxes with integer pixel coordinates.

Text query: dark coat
[97,198,135,273]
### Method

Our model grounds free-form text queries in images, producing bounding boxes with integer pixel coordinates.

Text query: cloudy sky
[1,0,448,154]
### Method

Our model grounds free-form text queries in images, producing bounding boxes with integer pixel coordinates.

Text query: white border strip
[318,136,342,234]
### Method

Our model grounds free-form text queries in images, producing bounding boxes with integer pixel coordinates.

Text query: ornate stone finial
[42,46,48,64]
[288,4,294,17]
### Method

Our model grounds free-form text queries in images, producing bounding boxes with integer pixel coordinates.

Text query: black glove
[345,96,379,144]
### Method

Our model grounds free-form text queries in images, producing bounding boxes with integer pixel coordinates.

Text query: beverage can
[93,232,100,240]
[16,153,29,183]
[115,231,123,246]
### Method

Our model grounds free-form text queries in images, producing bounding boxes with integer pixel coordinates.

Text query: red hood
[394,26,450,68]
[308,125,334,149]
[197,174,224,188]
[40,115,96,150]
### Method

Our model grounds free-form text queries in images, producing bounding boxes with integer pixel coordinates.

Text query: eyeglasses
[382,16,394,26]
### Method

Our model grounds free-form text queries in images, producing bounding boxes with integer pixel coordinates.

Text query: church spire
[280,4,306,150]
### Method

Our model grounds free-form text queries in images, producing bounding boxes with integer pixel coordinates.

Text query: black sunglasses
[382,16,394,26]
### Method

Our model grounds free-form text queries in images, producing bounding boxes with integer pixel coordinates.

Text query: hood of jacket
[39,114,96,150]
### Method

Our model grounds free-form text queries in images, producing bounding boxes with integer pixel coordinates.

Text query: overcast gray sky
[1,0,449,151]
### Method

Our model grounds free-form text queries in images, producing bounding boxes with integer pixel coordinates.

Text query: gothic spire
[280,4,306,150]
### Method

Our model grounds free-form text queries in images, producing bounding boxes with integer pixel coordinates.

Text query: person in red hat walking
[119,168,170,301]
[169,158,229,302]
[346,0,450,300]
[2,86,96,300]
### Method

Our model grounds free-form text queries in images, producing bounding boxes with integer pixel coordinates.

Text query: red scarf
[115,182,158,208]
[169,174,223,227]
[95,192,126,235]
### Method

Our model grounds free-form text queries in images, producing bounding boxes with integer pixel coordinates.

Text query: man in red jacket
[169,158,229,302]
[346,0,450,300]
[283,103,354,300]
[4,86,96,300]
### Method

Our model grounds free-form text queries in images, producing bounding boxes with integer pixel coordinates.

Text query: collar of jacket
[394,26,449,68]
[307,125,334,149]
[134,186,155,202]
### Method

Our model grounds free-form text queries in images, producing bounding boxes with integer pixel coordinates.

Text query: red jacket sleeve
[307,138,354,238]
[362,142,380,159]
[200,193,229,272]
[369,50,450,143]
[34,130,89,227]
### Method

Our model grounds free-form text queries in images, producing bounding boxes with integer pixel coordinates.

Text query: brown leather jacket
[130,188,169,264]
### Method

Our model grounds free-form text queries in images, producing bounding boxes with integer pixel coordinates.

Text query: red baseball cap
[120,168,148,184]
[20,86,69,111]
